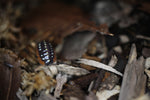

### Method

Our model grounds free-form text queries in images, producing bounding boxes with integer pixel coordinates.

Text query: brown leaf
[21,1,110,44]
[0,48,21,100]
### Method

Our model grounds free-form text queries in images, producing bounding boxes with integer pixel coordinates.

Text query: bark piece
[72,73,98,90]
[0,48,21,100]
[63,83,86,100]
[119,44,146,100]
[34,64,89,77]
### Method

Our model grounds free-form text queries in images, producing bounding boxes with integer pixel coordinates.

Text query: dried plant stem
[77,59,123,76]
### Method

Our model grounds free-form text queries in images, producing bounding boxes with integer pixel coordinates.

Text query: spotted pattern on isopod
[37,40,54,65]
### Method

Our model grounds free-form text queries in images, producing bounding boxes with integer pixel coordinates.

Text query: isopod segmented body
[37,40,55,65]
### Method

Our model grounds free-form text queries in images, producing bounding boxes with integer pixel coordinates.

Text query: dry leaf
[22,71,56,96]
[80,54,101,70]
[77,59,123,76]
[60,31,96,60]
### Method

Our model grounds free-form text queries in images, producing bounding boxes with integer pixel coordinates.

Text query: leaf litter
[0,0,150,100]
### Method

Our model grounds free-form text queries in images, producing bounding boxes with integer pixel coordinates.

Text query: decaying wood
[99,55,120,90]
[96,85,120,100]
[133,94,150,100]
[85,92,98,100]
[54,74,67,98]
[91,70,106,92]
[0,48,21,100]
[63,83,86,100]
[91,55,120,93]
[72,73,98,90]
[57,64,90,76]
[119,44,147,100]
[37,91,57,100]
[21,71,56,96]
[35,64,90,77]
[16,88,28,100]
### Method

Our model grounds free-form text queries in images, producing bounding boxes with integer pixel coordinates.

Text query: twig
[136,35,150,41]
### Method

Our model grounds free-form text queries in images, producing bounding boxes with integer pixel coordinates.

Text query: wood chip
[119,44,147,100]
[54,74,67,98]
[57,64,90,76]
[96,85,120,100]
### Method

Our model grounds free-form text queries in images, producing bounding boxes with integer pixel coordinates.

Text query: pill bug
[36,40,55,65]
